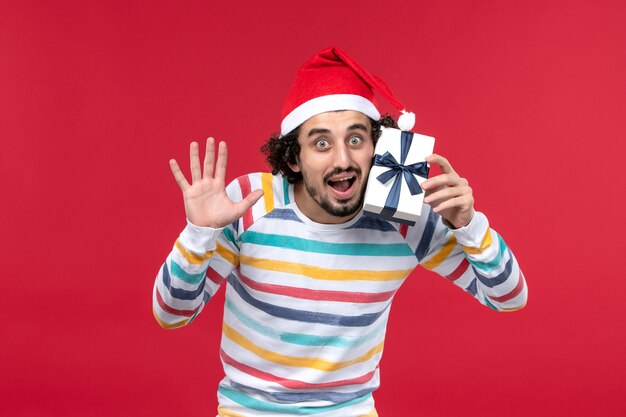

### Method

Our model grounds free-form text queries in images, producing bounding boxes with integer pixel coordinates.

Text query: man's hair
[261,114,396,184]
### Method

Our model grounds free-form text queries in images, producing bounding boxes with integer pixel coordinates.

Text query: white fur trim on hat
[280,94,381,136]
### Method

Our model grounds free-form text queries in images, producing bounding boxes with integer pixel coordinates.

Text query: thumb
[233,189,264,217]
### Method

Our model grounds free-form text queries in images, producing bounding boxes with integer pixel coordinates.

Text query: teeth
[329,176,352,182]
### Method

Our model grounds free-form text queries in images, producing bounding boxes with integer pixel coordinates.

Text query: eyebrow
[306,123,370,138]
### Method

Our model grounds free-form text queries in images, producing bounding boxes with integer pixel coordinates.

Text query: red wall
[2,1,625,416]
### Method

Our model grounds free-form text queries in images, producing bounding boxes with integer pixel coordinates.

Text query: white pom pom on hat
[280,47,416,136]
[397,110,416,132]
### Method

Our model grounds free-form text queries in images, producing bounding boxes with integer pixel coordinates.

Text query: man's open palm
[169,138,264,228]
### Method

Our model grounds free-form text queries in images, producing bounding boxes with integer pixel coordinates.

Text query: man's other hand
[169,138,264,228]
[421,154,475,229]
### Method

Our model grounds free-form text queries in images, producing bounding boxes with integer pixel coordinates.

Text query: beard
[301,166,367,218]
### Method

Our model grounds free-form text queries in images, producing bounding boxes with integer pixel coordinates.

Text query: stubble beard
[301,167,367,219]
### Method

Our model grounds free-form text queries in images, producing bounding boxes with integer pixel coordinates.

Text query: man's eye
[349,136,362,145]
[315,139,329,148]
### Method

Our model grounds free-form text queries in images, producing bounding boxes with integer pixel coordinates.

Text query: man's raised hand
[169,138,264,228]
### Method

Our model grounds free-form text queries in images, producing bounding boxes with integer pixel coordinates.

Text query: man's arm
[152,222,229,328]
[411,208,527,311]
[412,154,527,311]
[152,139,263,328]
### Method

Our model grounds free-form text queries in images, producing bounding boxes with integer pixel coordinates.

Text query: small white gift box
[363,127,435,225]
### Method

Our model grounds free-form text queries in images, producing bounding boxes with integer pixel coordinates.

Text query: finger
[432,194,474,214]
[190,141,201,183]
[203,137,215,179]
[214,141,228,185]
[424,183,445,198]
[424,185,470,206]
[424,187,459,205]
[422,173,458,190]
[169,159,190,191]
[233,189,264,217]
[426,154,455,175]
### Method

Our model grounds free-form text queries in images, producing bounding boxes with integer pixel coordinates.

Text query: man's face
[289,110,375,224]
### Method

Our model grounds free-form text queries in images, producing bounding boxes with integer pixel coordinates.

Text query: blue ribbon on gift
[373,131,429,219]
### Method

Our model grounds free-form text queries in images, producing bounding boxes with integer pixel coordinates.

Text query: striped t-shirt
[153,172,527,417]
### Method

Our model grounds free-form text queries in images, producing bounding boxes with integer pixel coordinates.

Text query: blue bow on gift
[373,131,429,220]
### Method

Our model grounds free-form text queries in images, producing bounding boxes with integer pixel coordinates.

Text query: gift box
[363,127,435,225]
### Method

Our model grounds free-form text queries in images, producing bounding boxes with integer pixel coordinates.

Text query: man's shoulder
[226,172,295,233]
[227,172,289,205]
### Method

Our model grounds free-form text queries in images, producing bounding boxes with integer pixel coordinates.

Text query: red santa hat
[280,46,415,136]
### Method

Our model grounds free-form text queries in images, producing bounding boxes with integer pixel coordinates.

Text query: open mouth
[327,175,357,194]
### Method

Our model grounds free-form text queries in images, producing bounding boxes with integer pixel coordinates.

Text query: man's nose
[333,143,352,169]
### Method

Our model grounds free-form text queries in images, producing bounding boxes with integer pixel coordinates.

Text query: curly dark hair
[261,114,396,184]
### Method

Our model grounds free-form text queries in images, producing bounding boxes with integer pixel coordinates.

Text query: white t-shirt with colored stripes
[153,173,527,417]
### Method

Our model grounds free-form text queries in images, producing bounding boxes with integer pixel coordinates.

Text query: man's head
[261,111,395,223]
[261,47,408,223]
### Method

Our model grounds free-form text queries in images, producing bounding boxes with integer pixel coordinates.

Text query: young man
[153,47,527,417]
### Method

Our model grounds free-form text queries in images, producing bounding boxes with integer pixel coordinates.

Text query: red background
[2,1,625,416]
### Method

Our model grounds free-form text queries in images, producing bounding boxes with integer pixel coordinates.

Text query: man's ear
[288,158,301,173]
